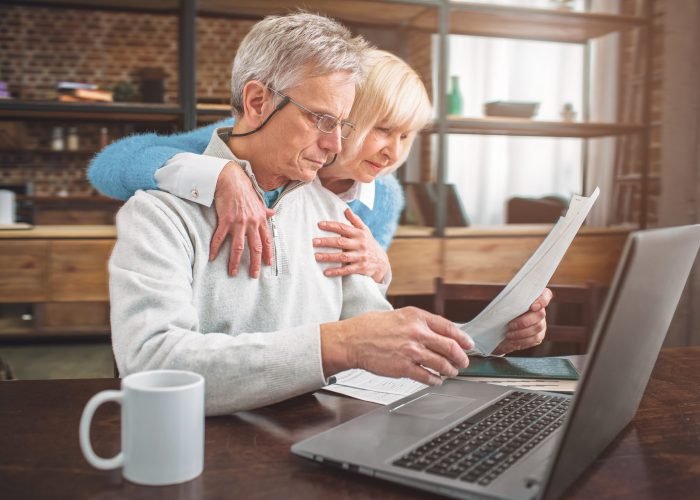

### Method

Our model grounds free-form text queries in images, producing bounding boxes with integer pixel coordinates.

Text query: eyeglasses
[268,87,355,140]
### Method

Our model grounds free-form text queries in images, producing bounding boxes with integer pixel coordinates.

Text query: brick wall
[0,4,432,198]
[0,5,257,196]
[0,6,180,102]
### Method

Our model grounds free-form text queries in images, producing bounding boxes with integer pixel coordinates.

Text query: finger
[530,288,554,311]
[491,342,516,356]
[259,224,273,267]
[403,364,443,386]
[424,312,474,352]
[506,321,546,341]
[315,250,360,264]
[498,329,545,353]
[420,334,468,372]
[508,308,546,331]
[317,220,359,238]
[209,222,230,262]
[343,207,368,230]
[246,229,263,279]
[417,349,459,378]
[323,263,366,278]
[227,228,246,277]
[313,236,359,251]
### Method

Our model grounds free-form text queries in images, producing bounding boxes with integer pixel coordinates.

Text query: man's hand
[209,161,275,278]
[320,307,474,386]
[313,208,390,283]
[492,288,553,355]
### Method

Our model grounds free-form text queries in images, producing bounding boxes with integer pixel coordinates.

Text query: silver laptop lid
[540,224,700,499]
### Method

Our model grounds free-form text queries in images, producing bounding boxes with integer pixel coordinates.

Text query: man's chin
[298,170,319,183]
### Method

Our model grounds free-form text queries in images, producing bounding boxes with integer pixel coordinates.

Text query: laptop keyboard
[393,391,570,486]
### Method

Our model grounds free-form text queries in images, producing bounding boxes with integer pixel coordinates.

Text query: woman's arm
[87,118,274,278]
[87,119,231,199]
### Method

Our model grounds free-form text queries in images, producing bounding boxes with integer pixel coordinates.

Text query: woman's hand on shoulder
[313,208,390,283]
[210,161,275,278]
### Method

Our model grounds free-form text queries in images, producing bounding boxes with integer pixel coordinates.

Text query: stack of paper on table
[322,189,599,404]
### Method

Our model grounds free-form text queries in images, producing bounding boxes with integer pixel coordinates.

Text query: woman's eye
[376,127,391,134]
[400,134,409,141]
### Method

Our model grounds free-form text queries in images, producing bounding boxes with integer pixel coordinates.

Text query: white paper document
[463,187,600,355]
[322,369,578,405]
[322,369,428,405]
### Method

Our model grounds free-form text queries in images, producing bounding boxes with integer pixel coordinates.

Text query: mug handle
[79,390,124,470]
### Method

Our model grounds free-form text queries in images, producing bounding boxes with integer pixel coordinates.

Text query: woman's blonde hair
[340,49,433,172]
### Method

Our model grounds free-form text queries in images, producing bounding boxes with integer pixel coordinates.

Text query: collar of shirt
[206,126,305,198]
[335,179,376,210]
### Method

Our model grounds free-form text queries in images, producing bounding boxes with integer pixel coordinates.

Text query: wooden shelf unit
[0,100,183,122]
[426,117,646,138]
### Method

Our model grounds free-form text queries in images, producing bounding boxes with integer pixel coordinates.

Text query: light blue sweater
[88,118,404,249]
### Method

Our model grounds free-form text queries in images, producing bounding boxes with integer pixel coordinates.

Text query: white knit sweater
[109,128,392,415]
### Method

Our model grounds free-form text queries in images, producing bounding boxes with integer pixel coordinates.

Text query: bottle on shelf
[560,102,577,122]
[51,126,65,151]
[67,126,79,151]
[448,75,464,116]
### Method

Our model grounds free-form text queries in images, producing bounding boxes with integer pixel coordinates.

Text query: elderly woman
[89,48,549,356]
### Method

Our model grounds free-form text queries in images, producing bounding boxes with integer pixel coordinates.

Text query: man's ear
[241,81,270,128]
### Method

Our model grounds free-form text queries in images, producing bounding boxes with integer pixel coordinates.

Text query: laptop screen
[541,225,700,499]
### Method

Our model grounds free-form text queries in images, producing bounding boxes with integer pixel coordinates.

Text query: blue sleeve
[87,118,234,200]
[347,175,405,250]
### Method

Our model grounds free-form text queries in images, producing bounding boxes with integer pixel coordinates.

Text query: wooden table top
[2,346,699,499]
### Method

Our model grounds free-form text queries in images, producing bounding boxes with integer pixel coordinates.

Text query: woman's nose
[382,136,400,162]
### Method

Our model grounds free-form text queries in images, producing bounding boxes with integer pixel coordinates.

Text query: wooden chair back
[434,277,605,354]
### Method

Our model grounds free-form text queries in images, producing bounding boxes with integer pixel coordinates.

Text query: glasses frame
[268,87,355,140]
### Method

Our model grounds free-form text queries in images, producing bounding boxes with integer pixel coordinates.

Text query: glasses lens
[340,122,354,139]
[316,115,338,134]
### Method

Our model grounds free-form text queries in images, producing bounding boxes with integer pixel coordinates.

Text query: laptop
[292,225,700,499]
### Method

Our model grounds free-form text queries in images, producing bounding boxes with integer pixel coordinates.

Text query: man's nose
[319,126,343,154]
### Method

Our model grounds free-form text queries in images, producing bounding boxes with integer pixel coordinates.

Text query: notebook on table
[291,225,700,500]
[458,357,579,380]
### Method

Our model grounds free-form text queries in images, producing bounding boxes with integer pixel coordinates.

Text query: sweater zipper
[266,181,304,277]
[270,218,279,276]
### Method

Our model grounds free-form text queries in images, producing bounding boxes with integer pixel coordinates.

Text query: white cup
[0,189,15,225]
[79,370,205,486]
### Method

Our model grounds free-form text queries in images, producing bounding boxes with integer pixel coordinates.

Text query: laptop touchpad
[391,393,476,420]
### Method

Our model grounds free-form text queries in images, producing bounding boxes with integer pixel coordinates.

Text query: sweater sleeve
[87,118,233,200]
[109,192,327,416]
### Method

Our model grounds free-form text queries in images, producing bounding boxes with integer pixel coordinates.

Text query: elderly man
[110,13,548,416]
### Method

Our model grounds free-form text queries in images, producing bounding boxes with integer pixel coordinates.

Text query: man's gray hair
[231,12,368,117]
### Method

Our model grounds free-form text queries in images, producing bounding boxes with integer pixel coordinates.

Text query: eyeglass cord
[229,97,290,138]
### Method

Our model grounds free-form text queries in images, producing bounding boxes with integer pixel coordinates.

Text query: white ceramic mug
[0,189,15,225]
[79,370,205,486]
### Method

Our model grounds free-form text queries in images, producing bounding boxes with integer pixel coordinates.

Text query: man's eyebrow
[312,106,343,119]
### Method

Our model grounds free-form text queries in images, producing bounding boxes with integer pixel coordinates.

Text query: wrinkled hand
[492,288,553,355]
[210,161,275,278]
[321,306,474,386]
[313,208,390,283]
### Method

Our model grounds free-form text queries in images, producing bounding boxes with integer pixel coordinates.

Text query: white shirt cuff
[154,152,229,207]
